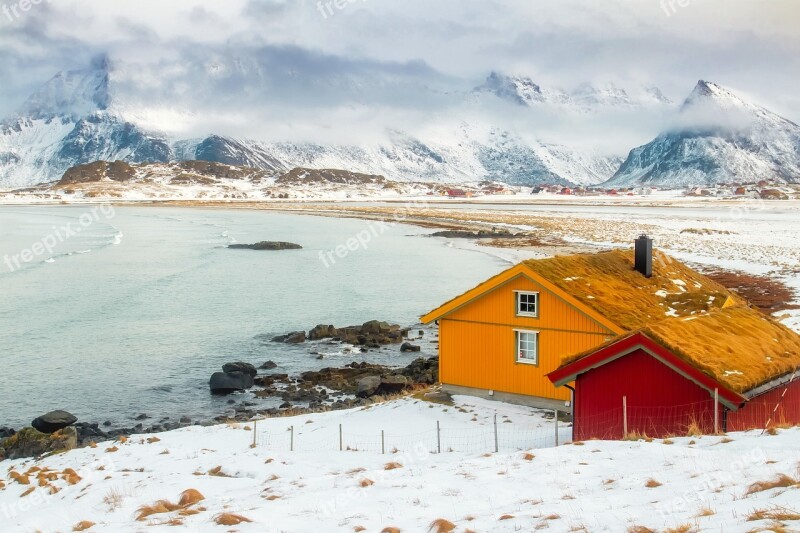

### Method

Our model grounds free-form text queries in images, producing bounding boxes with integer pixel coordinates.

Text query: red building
[549,306,800,440]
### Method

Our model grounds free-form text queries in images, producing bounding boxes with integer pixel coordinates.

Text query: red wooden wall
[728,378,800,431]
[573,349,721,440]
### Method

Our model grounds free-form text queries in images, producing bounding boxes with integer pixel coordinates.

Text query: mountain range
[0,56,798,190]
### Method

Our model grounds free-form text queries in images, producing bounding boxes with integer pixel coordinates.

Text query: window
[515,291,539,317]
[515,330,539,365]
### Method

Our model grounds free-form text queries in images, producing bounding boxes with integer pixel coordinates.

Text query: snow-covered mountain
[607,81,800,187]
[0,59,647,189]
[473,72,673,110]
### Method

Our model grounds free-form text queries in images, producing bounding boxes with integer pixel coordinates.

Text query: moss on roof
[524,249,740,331]
[642,306,800,393]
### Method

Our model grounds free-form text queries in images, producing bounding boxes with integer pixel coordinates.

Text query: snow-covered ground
[1,395,799,532]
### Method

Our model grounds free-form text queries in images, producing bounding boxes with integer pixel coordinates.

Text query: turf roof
[523,249,740,331]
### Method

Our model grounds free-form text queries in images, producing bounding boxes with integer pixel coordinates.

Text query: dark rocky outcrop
[272,320,409,346]
[401,342,421,352]
[228,241,302,250]
[272,331,307,344]
[261,360,278,370]
[31,410,78,434]
[1,427,78,460]
[430,229,523,239]
[209,371,255,395]
[222,362,258,377]
[356,376,382,398]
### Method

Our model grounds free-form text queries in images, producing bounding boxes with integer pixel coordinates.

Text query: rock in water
[222,362,258,377]
[355,376,382,398]
[401,342,421,352]
[1,427,77,460]
[209,371,255,395]
[272,331,306,344]
[31,410,78,434]
[261,360,278,370]
[228,241,302,250]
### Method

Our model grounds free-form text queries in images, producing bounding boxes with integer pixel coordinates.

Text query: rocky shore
[1,320,439,462]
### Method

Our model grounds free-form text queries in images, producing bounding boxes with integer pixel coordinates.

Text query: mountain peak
[476,72,546,106]
[683,80,744,108]
[14,56,111,121]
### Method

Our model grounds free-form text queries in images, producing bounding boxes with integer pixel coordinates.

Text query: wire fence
[251,413,573,454]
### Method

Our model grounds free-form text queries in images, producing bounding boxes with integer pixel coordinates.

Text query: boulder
[378,375,408,395]
[261,360,278,370]
[401,342,421,353]
[222,362,258,377]
[228,241,303,250]
[209,371,255,394]
[309,324,338,340]
[361,320,393,335]
[0,427,15,440]
[1,427,77,460]
[31,410,77,434]
[355,376,382,398]
[272,331,306,344]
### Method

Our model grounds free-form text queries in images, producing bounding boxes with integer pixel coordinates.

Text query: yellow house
[421,239,739,411]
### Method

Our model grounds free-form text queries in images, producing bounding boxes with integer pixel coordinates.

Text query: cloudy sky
[0,0,797,148]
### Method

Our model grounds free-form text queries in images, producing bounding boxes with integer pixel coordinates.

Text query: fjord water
[0,206,504,428]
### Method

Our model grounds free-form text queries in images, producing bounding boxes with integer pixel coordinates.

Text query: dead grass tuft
[380,527,401,533]
[72,521,96,531]
[214,513,252,526]
[135,500,181,521]
[747,505,800,522]
[207,466,232,478]
[745,473,798,495]
[427,518,456,532]
[522,452,535,461]
[623,431,652,442]
[663,525,698,533]
[353,527,366,532]
[627,527,656,533]
[384,462,403,471]
[696,506,715,517]
[358,478,375,488]
[177,489,205,507]
[645,479,663,488]
[498,514,514,520]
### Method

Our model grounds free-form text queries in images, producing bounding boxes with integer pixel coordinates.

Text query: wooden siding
[573,349,720,440]
[439,275,615,400]
[728,379,800,431]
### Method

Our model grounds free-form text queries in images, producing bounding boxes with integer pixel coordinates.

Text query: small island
[228,241,302,250]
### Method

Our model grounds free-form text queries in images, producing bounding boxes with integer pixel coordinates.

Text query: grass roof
[642,306,800,393]
[524,249,740,331]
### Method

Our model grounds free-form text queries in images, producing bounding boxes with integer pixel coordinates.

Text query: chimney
[635,235,653,278]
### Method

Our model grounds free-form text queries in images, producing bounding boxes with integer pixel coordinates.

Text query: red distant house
[447,189,471,198]
[549,282,800,440]
[559,187,572,195]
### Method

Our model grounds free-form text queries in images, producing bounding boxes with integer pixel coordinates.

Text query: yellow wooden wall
[439,274,615,400]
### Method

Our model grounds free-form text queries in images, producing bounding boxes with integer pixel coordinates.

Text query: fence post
[622,396,628,437]
[339,424,343,451]
[437,421,441,454]
[554,409,559,447]
[252,419,257,448]
[290,425,294,452]
[381,430,385,455]
[493,414,499,453]
[714,388,719,434]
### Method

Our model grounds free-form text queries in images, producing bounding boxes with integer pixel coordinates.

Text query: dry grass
[358,478,375,488]
[135,489,205,521]
[523,452,535,461]
[207,466,233,478]
[353,527,366,532]
[702,267,799,314]
[696,506,715,517]
[214,513,252,526]
[745,474,799,495]
[623,431,653,442]
[380,527,401,533]
[498,514,514,520]
[72,521,96,531]
[384,462,403,471]
[747,505,800,522]
[663,525,698,533]
[627,527,656,533]
[20,487,35,497]
[428,518,456,532]
[645,479,663,488]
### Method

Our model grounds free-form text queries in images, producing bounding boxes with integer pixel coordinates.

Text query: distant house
[423,237,800,437]
[734,186,747,196]
[446,189,471,198]
[559,187,572,195]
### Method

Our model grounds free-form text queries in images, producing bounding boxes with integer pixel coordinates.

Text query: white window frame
[514,329,539,365]
[514,290,539,318]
